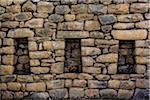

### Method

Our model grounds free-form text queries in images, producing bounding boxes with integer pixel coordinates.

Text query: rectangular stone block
[29,51,51,58]
[26,82,46,91]
[46,80,64,89]
[58,22,83,30]
[96,54,118,63]
[88,80,107,88]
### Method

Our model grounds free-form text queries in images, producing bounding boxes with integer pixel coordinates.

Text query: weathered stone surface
[31,67,49,74]
[85,89,100,98]
[120,81,135,89]
[135,48,149,56]
[96,54,118,63]
[113,23,134,29]
[135,20,150,29]
[29,51,51,58]
[55,5,70,14]
[28,41,37,51]
[135,65,146,74]
[108,80,120,88]
[100,0,112,5]
[52,41,65,50]
[88,4,107,14]
[26,82,46,91]
[85,21,100,31]
[0,75,16,82]
[69,88,84,98]
[7,82,21,91]
[82,57,94,67]
[136,79,149,88]
[56,73,78,79]
[0,7,5,14]
[22,0,36,12]
[0,65,14,75]
[95,39,118,45]
[49,14,64,23]
[117,14,144,22]
[58,22,83,30]
[83,67,101,74]
[113,0,137,3]
[43,41,53,50]
[131,3,149,13]
[57,31,89,38]
[90,32,104,38]
[136,57,149,64]
[118,89,134,99]
[61,0,77,4]
[82,47,101,56]
[1,46,15,54]
[101,25,112,33]
[88,80,107,88]
[81,39,94,46]
[111,30,147,40]
[78,73,93,80]
[2,55,14,65]
[17,75,33,82]
[0,0,13,6]
[37,1,54,13]
[73,80,87,87]
[111,75,129,80]
[0,13,14,21]
[76,14,94,21]
[64,14,75,21]
[49,89,68,99]
[25,18,43,28]
[1,21,19,28]
[65,80,72,87]
[8,28,34,38]
[46,80,64,89]
[51,62,64,74]
[100,89,117,99]
[6,4,21,13]
[96,75,110,81]
[24,92,49,100]
[71,4,87,14]
[108,64,117,74]
[15,12,32,21]
[133,89,149,100]
[0,83,7,90]
[33,13,48,18]
[1,91,14,99]
[108,4,129,14]
[99,14,117,25]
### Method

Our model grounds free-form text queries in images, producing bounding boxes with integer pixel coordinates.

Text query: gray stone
[24,92,49,100]
[55,5,70,14]
[99,14,117,25]
[133,89,149,100]
[71,4,87,14]
[88,80,107,88]
[69,88,84,98]
[37,2,54,13]
[49,14,64,23]
[88,4,107,14]
[100,89,117,99]
[22,1,36,12]
[15,12,32,21]
[49,89,68,99]
[101,25,112,33]
[58,22,83,30]
[0,7,5,14]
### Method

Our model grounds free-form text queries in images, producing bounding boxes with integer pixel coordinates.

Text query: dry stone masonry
[0,0,149,99]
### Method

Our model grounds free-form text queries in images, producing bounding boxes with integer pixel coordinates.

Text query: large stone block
[2,55,14,65]
[99,14,117,25]
[7,82,21,91]
[82,57,94,67]
[71,4,87,14]
[88,80,107,88]
[131,3,149,13]
[55,5,70,14]
[85,89,100,98]
[0,13,14,21]
[120,81,135,89]
[22,1,36,12]
[0,65,14,75]
[72,80,87,87]
[83,67,101,74]
[8,28,34,38]
[96,54,118,63]
[31,67,49,74]
[57,31,89,38]
[135,20,150,29]
[88,4,107,14]
[69,88,84,98]
[108,80,120,89]
[49,14,64,23]
[85,21,100,31]
[95,75,110,81]
[118,89,134,99]
[1,21,19,28]
[26,82,46,91]
[37,1,54,13]
[17,75,33,82]
[108,64,117,74]
[113,23,134,29]
[52,41,65,50]
[51,62,64,74]
[46,80,64,89]
[49,89,68,99]
[111,30,147,40]
[29,51,51,58]
[25,18,43,28]
[100,89,117,99]
[82,47,101,56]
[15,12,32,21]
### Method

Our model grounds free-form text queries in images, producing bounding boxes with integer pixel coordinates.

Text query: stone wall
[0,0,149,99]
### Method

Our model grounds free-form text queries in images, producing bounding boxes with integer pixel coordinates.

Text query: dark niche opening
[118,40,135,74]
[64,39,82,73]
[14,38,30,74]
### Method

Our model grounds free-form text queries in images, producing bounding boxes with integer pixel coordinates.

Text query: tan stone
[31,67,49,74]
[135,65,146,74]
[136,79,149,88]
[85,89,100,98]
[131,3,149,13]
[28,41,37,50]
[7,82,21,91]
[37,1,54,13]
[2,55,14,65]
[81,39,94,46]
[135,20,150,29]
[95,39,118,45]
[51,62,64,74]
[3,38,14,45]
[2,46,15,54]
[25,18,44,28]
[26,82,46,91]
[65,80,72,87]
[120,81,135,89]
[82,57,94,67]
[6,4,21,13]
[108,64,117,74]
[56,73,78,79]
[73,80,87,87]
[113,23,134,29]
[69,88,84,98]
[0,0,13,6]
[108,80,120,89]
[136,56,149,64]
[118,89,134,99]
[85,21,100,31]
[82,47,101,56]
[88,80,107,88]
[30,60,40,66]
[1,21,19,28]
[96,75,110,81]
[76,14,94,21]
[46,80,64,89]
[0,65,14,75]
[71,4,87,14]
[100,89,117,99]
[108,4,129,14]
[90,32,104,38]
[117,14,144,22]
[83,67,101,74]
[96,54,118,63]
[55,50,65,56]
[111,75,129,80]
[78,73,93,80]
[57,31,89,39]
[43,41,53,50]
[64,14,75,21]
[29,51,51,58]
[8,28,34,38]
[135,48,149,56]
[0,83,7,90]
[22,0,36,12]
[52,41,65,50]
[17,75,33,82]
[111,30,147,40]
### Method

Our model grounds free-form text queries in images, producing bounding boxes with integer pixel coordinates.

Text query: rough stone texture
[85,21,100,31]
[0,65,14,75]
[69,88,84,98]
[7,82,21,91]
[49,89,68,99]
[37,1,54,13]
[99,14,117,25]
[88,4,107,14]
[96,54,118,63]
[26,82,46,91]
[118,89,134,99]
[100,89,117,99]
